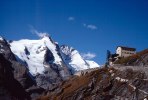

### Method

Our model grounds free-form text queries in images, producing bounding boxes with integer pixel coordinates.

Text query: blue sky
[0,0,148,64]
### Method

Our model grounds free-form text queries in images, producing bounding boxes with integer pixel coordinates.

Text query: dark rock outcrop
[0,53,45,100]
[37,46,71,90]
[0,54,31,100]
[0,37,16,61]
[43,47,54,64]
[38,67,148,100]
[36,63,70,90]
[0,37,35,89]
[11,60,35,89]
[0,37,46,100]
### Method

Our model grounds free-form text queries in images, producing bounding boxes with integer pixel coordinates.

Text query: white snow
[115,77,128,82]
[10,36,62,75]
[60,45,100,73]
[86,60,100,68]
[10,36,100,75]
[69,50,90,71]
[42,37,62,65]
[0,36,4,41]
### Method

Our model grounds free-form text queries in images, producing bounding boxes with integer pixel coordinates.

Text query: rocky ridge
[37,49,148,100]
[38,67,148,100]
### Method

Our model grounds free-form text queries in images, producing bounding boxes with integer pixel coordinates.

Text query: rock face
[0,37,16,61]
[37,48,148,100]
[35,63,66,90]
[0,53,44,100]
[11,61,35,89]
[0,54,30,100]
[38,67,148,100]
[129,49,148,66]
[0,36,35,89]
[0,37,45,100]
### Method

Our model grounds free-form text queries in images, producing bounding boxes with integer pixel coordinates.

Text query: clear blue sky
[0,0,148,64]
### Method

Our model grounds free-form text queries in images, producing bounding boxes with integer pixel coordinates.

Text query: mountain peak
[0,36,5,41]
[60,45,75,54]
[40,34,55,44]
[40,33,50,38]
[0,36,7,44]
[60,45,100,73]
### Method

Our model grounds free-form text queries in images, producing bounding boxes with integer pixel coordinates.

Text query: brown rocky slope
[37,66,148,100]
[37,49,148,100]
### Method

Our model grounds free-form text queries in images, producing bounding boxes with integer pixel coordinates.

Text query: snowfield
[60,45,100,73]
[10,36,100,75]
[10,36,62,75]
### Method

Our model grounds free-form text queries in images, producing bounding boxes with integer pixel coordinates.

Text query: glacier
[10,36,100,75]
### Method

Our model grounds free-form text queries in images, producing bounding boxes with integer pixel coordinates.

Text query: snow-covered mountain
[9,36,100,75]
[0,35,100,98]
[60,45,99,73]
[10,36,63,75]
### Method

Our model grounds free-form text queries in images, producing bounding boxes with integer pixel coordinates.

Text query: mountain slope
[0,36,35,88]
[0,35,100,99]
[60,45,100,73]
[9,36,71,90]
[38,67,148,100]
[10,36,63,75]
[0,54,31,100]
[37,49,148,100]
[0,36,16,61]
[10,36,100,75]
[0,36,46,99]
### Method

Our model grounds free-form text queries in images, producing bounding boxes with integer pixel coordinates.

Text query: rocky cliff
[38,67,148,100]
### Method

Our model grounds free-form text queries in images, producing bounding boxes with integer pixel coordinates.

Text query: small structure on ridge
[109,46,136,65]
